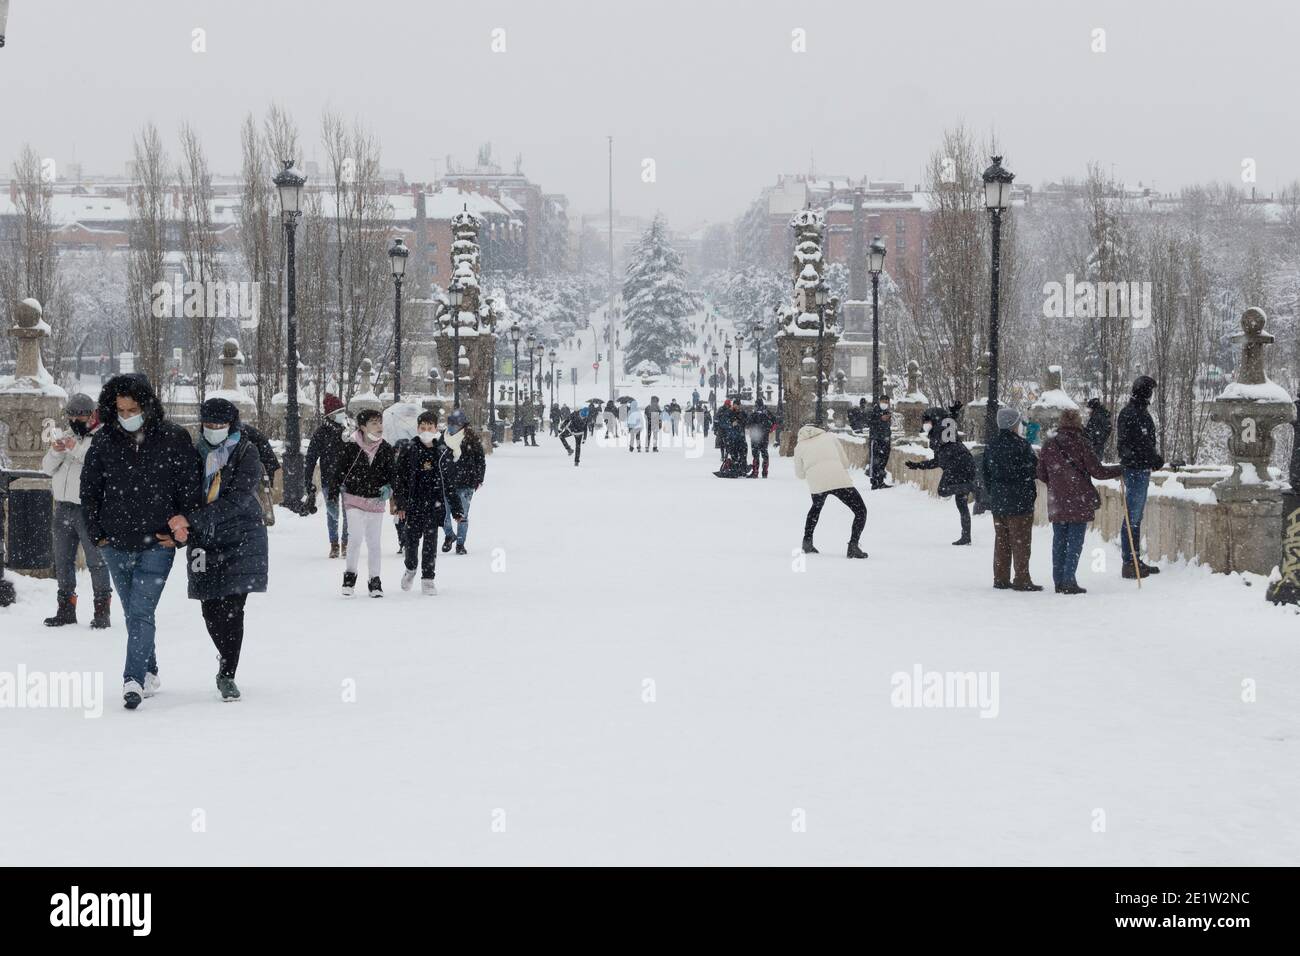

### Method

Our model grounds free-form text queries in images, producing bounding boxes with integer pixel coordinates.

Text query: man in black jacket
[304,393,349,557]
[1116,375,1163,578]
[1084,397,1112,460]
[867,397,894,489]
[559,406,588,465]
[981,407,1042,591]
[746,399,776,478]
[81,373,202,709]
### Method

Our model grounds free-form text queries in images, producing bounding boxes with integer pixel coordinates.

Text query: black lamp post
[510,322,521,430]
[548,347,557,415]
[388,237,408,403]
[448,279,464,407]
[526,333,537,403]
[710,346,719,411]
[814,278,829,426]
[724,338,732,399]
[982,155,1015,441]
[735,332,744,401]
[484,296,498,434]
[868,235,886,406]
[774,308,784,422]
[751,322,763,395]
[273,159,306,511]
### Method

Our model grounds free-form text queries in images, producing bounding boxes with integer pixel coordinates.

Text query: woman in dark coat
[1036,408,1122,594]
[906,408,977,544]
[169,398,268,701]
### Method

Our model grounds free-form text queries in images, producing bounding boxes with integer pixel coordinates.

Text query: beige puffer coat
[793,425,854,494]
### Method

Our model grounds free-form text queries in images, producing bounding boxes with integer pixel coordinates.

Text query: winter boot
[1056,582,1087,595]
[762,460,769,478]
[44,591,77,627]
[455,543,467,556]
[123,680,143,710]
[1138,560,1161,575]
[422,578,438,596]
[143,672,161,698]
[1122,563,1147,580]
[442,535,454,553]
[368,576,384,598]
[846,542,869,559]
[91,593,112,629]
[802,538,819,554]
[216,675,241,702]
[401,567,417,591]
[342,571,357,597]
[952,536,972,546]
[341,540,348,558]
[1012,581,1045,592]
[329,542,340,559]
[749,460,759,478]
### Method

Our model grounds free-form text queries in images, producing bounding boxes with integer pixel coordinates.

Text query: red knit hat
[323,393,344,415]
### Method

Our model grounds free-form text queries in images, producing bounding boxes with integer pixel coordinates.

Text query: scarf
[202,431,242,503]
[353,428,382,463]
[445,428,465,461]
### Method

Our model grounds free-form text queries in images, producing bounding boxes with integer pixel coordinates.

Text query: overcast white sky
[2,0,1297,227]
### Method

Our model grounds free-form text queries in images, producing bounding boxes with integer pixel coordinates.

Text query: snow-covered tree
[621,215,695,372]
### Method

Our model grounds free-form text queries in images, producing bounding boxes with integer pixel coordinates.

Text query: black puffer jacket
[448,431,487,489]
[910,431,977,497]
[81,374,202,551]
[981,427,1038,516]
[305,416,347,495]
[1116,376,1163,471]
[333,433,396,500]
[185,426,269,600]
[242,423,281,478]
[393,437,456,531]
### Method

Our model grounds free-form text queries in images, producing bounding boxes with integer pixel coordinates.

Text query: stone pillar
[1028,362,1078,441]
[0,298,66,474]
[777,208,839,452]
[348,358,383,416]
[433,209,496,450]
[893,360,929,440]
[1211,308,1295,500]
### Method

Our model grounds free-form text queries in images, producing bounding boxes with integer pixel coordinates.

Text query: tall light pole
[724,338,732,399]
[273,159,306,511]
[774,308,783,423]
[868,235,886,406]
[751,322,762,395]
[510,321,521,430]
[548,348,557,417]
[982,155,1015,441]
[710,346,719,411]
[388,237,409,403]
[526,333,537,404]
[814,279,829,426]
[484,296,498,438]
[448,279,464,407]
[607,301,620,402]
[735,332,744,401]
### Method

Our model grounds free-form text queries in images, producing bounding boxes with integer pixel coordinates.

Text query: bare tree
[126,123,171,390]
[177,122,222,402]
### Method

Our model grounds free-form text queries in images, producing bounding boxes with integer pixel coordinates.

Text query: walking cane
[1118,474,1143,589]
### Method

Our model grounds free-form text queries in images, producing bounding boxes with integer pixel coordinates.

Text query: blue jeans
[325,491,349,545]
[1051,522,1087,586]
[1121,468,1150,564]
[442,488,474,546]
[101,544,177,685]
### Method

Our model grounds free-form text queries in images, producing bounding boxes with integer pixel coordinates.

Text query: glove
[379,484,393,501]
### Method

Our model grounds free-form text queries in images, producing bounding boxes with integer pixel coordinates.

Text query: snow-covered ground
[2,428,1297,865]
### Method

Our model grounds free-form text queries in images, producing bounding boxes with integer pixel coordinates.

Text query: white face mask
[203,426,229,445]
[331,412,347,424]
[119,413,143,433]
[418,431,436,445]
[365,428,382,441]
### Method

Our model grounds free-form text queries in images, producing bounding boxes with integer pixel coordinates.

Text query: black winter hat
[1132,375,1157,401]
[199,397,240,426]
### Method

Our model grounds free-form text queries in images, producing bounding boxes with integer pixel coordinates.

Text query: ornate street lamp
[510,321,521,432]
[710,345,719,411]
[448,279,464,407]
[273,159,306,512]
[526,333,537,402]
[868,235,887,406]
[982,154,1014,441]
[724,338,732,399]
[388,237,409,403]
[735,332,744,401]
[548,347,557,419]
[814,278,829,426]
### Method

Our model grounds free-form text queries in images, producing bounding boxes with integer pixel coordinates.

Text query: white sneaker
[123,680,144,709]
[143,672,161,698]
[401,568,416,591]
[422,579,438,596]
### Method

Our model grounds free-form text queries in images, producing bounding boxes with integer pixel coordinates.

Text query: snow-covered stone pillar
[777,209,839,454]
[434,209,496,448]
[0,298,67,473]
[894,360,929,440]
[1028,363,1078,443]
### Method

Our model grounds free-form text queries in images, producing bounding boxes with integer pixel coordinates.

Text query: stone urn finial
[895,360,930,437]
[1210,308,1295,500]
[219,338,241,392]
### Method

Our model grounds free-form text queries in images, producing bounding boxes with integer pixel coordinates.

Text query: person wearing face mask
[332,408,395,597]
[80,374,202,709]
[393,411,461,594]
[304,393,350,558]
[867,395,894,490]
[981,407,1043,592]
[40,393,113,628]
[166,399,268,701]
[440,409,486,553]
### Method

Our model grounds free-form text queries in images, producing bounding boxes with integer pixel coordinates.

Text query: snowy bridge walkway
[2,430,1297,864]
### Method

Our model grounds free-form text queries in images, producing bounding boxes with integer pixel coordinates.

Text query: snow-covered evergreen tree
[621,215,695,372]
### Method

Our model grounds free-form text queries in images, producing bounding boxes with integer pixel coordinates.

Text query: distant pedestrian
[1116,376,1163,579]
[1084,397,1112,460]
[746,398,775,478]
[867,397,893,489]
